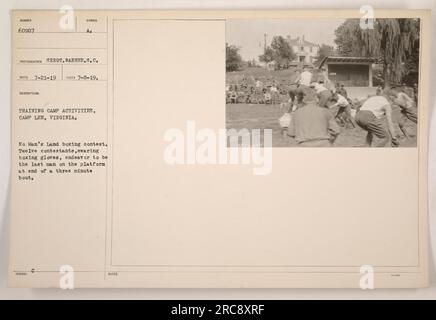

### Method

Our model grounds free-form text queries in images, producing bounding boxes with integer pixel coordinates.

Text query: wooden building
[318,56,377,87]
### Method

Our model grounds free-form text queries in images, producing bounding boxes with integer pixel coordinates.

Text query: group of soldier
[282,68,418,147]
[226,76,294,105]
[227,66,418,147]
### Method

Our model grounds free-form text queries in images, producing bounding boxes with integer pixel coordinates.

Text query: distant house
[286,35,319,64]
[318,56,378,87]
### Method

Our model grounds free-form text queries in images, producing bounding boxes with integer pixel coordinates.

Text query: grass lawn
[226,103,417,147]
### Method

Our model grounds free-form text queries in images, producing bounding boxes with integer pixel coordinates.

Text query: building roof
[287,37,318,47]
[318,56,378,68]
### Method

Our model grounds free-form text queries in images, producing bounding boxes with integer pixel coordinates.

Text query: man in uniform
[288,89,341,147]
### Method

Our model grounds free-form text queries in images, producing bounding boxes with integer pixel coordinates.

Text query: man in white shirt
[328,93,356,127]
[311,81,333,108]
[298,66,313,87]
[291,66,313,108]
[355,95,398,147]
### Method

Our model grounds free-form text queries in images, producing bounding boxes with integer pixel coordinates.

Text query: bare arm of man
[327,112,341,142]
[328,100,339,109]
[294,74,301,85]
[287,113,296,137]
[384,104,397,140]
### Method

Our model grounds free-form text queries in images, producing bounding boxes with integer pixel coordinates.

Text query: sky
[226,18,346,61]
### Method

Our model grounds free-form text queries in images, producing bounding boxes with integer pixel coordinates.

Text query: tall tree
[334,20,356,56]
[258,46,275,65]
[316,44,335,65]
[226,44,243,72]
[270,36,296,69]
[334,18,420,87]
[259,36,296,69]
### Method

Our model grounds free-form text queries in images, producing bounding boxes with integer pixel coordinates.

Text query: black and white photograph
[2,4,434,299]
[226,18,421,147]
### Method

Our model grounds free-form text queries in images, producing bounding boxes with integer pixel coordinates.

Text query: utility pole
[263,33,267,52]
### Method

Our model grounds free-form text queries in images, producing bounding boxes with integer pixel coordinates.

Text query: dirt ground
[226,103,417,147]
